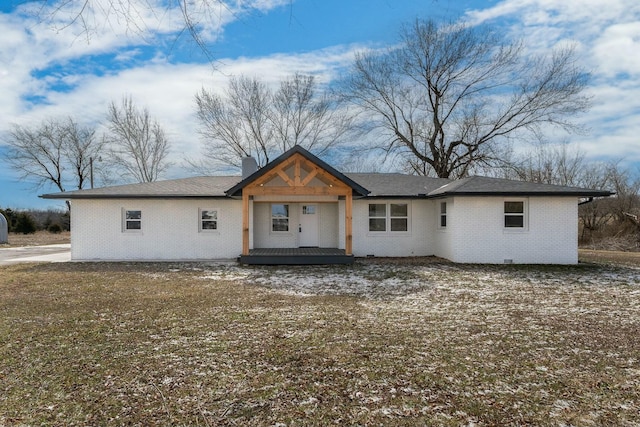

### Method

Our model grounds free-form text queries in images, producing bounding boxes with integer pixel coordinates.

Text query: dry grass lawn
[1,259,639,426]
[579,248,640,268]
[1,231,70,247]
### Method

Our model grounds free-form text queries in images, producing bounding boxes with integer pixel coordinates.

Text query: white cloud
[3,0,640,187]
[592,21,640,78]
[465,0,640,166]
[0,34,359,177]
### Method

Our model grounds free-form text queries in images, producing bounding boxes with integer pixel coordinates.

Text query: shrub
[14,212,37,234]
[48,223,63,234]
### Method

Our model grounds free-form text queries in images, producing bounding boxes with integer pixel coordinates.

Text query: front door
[299,204,319,247]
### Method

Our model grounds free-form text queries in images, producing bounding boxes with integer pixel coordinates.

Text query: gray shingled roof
[41,171,612,200]
[427,176,612,197]
[41,176,241,199]
[345,173,451,197]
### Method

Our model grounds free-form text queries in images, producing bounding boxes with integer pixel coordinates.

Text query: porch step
[239,248,354,265]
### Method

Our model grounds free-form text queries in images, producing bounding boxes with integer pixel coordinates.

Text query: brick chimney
[242,156,258,179]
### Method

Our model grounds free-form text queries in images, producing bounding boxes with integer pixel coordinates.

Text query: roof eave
[426,191,614,198]
[40,194,230,200]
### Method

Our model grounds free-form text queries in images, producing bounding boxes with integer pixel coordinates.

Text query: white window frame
[439,201,447,228]
[199,208,219,233]
[271,203,290,233]
[504,199,528,231]
[123,208,142,232]
[368,203,387,232]
[368,202,410,234]
[390,203,409,232]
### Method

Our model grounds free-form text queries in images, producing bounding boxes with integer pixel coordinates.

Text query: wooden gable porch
[226,146,368,265]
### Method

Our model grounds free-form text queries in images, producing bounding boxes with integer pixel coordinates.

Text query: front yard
[1,259,639,426]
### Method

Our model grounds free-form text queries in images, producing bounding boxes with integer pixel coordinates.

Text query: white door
[299,204,319,247]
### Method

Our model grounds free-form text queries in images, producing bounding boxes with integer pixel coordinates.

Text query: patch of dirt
[0,231,70,247]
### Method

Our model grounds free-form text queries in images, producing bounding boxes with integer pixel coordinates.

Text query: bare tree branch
[3,116,104,209]
[105,95,172,182]
[193,73,354,172]
[341,18,591,178]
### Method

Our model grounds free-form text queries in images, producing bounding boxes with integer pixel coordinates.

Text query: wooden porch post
[242,193,249,255]
[345,192,353,255]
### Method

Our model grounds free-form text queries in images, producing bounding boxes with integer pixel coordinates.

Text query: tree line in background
[0,207,69,234]
[502,144,640,250]
[2,18,639,248]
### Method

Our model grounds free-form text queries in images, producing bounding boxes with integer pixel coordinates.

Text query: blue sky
[1,0,639,210]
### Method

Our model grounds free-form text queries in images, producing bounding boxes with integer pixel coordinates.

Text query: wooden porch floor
[239,248,354,265]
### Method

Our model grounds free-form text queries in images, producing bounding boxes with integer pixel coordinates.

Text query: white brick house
[42,146,610,264]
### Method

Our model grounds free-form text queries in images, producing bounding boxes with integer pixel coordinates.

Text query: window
[368,203,409,232]
[271,204,289,232]
[200,209,218,231]
[504,201,525,228]
[440,202,447,227]
[124,209,141,231]
[368,203,387,231]
[390,203,408,231]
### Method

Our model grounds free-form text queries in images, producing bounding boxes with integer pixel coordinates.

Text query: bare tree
[4,117,103,209]
[195,76,273,168]
[341,19,590,178]
[271,73,352,155]
[26,0,279,61]
[577,162,640,244]
[106,96,171,182]
[503,143,587,186]
[193,73,353,171]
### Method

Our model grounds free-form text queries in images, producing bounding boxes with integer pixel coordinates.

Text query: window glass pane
[302,205,316,215]
[126,220,141,230]
[202,221,217,230]
[368,204,386,217]
[440,215,447,227]
[391,218,408,231]
[440,202,447,214]
[201,210,217,220]
[504,201,524,214]
[369,218,386,232]
[272,204,289,217]
[126,210,141,220]
[505,215,524,228]
[390,204,407,217]
[272,218,289,232]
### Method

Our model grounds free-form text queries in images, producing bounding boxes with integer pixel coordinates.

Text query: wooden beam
[294,158,301,185]
[242,193,249,255]
[345,192,353,255]
[314,167,349,188]
[277,169,295,187]
[300,168,318,186]
[245,186,349,196]
[250,156,298,187]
